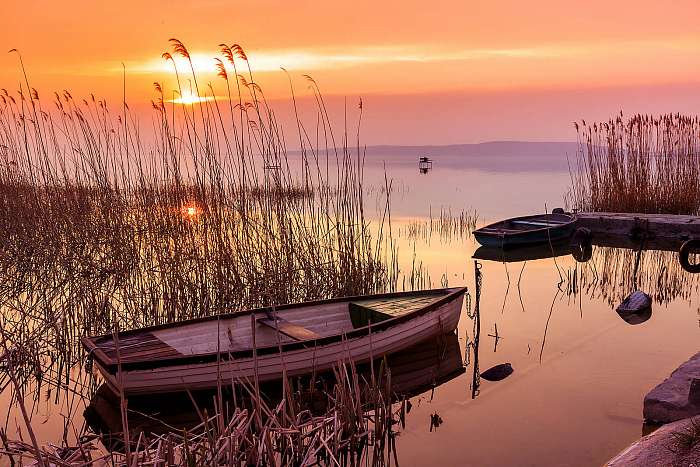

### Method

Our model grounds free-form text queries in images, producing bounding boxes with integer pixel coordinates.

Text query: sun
[168,90,214,105]
[181,202,203,219]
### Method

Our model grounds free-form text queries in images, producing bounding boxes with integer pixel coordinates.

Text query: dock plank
[577,212,700,240]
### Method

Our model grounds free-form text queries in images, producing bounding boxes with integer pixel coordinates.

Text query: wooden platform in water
[577,212,700,242]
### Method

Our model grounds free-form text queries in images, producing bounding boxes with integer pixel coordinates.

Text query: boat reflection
[473,232,688,264]
[84,333,465,452]
[472,240,576,263]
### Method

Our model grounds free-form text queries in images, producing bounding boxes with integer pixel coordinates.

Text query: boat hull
[473,213,577,248]
[474,225,575,248]
[95,292,465,395]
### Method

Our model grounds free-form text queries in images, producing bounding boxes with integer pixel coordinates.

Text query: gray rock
[644,351,700,423]
[480,363,513,382]
[606,417,699,466]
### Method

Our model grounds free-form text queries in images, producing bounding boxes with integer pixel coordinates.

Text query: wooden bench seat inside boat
[479,227,523,233]
[257,316,321,341]
[510,219,568,227]
[92,332,184,363]
[349,292,444,328]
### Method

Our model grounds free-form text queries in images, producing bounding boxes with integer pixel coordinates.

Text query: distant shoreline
[291,141,578,157]
[289,141,579,172]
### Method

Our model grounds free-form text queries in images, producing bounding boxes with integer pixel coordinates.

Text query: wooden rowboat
[473,213,577,248]
[85,333,465,448]
[82,287,467,395]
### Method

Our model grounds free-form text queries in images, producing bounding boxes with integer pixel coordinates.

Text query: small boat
[473,213,577,248]
[85,333,465,450]
[82,288,467,395]
[616,290,652,325]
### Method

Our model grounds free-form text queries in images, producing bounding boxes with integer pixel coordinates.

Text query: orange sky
[2,0,700,144]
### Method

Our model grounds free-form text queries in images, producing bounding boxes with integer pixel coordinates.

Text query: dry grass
[398,207,478,243]
[0,39,408,464]
[569,113,700,214]
[0,39,396,380]
[0,359,409,466]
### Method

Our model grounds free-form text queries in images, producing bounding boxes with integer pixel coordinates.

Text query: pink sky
[2,0,700,145]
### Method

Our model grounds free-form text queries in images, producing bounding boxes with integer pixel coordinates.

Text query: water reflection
[577,235,700,307]
[616,306,652,325]
[3,151,700,466]
[465,261,482,399]
[84,333,465,453]
[472,240,573,263]
[473,233,700,309]
[464,260,516,404]
[466,234,699,378]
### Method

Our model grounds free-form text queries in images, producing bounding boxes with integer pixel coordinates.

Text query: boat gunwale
[82,287,468,374]
[473,213,576,239]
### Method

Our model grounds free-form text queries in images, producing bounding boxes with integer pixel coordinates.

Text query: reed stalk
[569,113,700,214]
[0,39,404,464]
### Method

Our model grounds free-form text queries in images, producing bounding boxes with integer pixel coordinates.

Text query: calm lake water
[2,149,699,466]
[368,152,699,466]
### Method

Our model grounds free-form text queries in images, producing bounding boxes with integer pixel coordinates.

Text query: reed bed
[569,113,700,214]
[398,208,478,243]
[0,39,408,465]
[0,39,397,383]
[1,359,408,466]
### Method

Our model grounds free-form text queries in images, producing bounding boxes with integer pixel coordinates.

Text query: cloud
[120,45,565,75]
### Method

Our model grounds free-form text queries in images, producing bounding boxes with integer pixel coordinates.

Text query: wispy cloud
[122,45,565,75]
[83,37,700,82]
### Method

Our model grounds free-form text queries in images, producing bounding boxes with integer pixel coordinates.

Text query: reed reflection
[474,234,699,310]
[572,236,700,308]
[465,261,515,401]
[465,261,482,399]
[83,334,464,461]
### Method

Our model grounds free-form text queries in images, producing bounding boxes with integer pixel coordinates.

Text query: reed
[569,113,700,214]
[0,359,408,466]
[399,207,478,243]
[0,40,397,413]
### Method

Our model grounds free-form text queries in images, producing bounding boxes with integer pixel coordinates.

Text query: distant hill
[364,141,579,158]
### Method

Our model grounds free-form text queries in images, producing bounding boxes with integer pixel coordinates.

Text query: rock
[617,290,652,314]
[606,417,700,466]
[644,351,700,423]
[691,378,700,406]
[480,363,513,382]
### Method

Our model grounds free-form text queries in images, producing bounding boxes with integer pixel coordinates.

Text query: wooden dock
[577,212,700,248]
